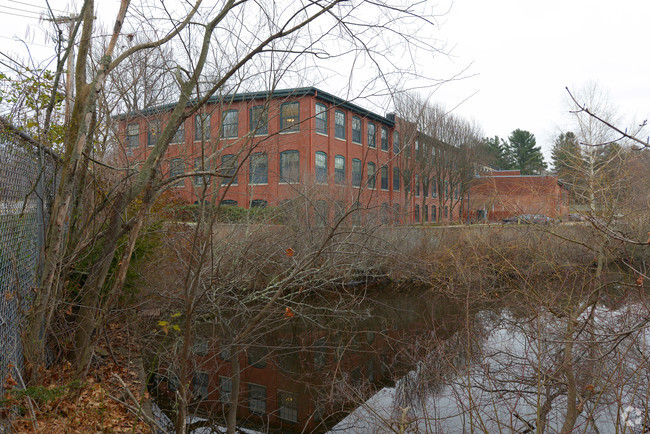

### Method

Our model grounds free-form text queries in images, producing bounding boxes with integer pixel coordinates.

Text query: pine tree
[483,135,512,169]
[551,132,581,181]
[508,129,547,175]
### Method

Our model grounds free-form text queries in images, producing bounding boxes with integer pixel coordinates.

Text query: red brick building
[467,170,570,222]
[119,87,462,224]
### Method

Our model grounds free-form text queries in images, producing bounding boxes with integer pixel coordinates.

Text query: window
[351,116,362,144]
[219,376,232,403]
[171,121,185,143]
[195,113,211,141]
[334,155,345,185]
[454,185,459,199]
[248,346,267,367]
[250,199,267,208]
[393,167,400,191]
[192,339,209,356]
[415,175,420,196]
[280,102,299,132]
[315,151,327,184]
[415,139,420,155]
[194,157,210,186]
[352,159,362,187]
[221,110,238,138]
[431,178,437,197]
[278,391,298,423]
[393,131,400,153]
[250,105,268,135]
[415,204,420,222]
[248,384,266,414]
[423,204,428,222]
[193,372,209,400]
[126,123,139,148]
[444,206,449,218]
[335,110,345,140]
[280,150,299,183]
[249,153,268,184]
[367,162,376,189]
[170,159,184,187]
[367,122,376,148]
[221,154,238,185]
[221,200,238,206]
[431,205,437,222]
[313,338,327,370]
[315,200,328,227]
[381,127,388,151]
[380,166,388,190]
[147,121,159,147]
[381,203,389,224]
[315,103,327,134]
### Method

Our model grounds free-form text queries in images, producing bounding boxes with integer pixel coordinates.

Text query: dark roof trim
[118,87,395,127]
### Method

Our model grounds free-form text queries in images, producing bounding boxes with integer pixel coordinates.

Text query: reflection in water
[151,289,464,433]
[336,303,650,433]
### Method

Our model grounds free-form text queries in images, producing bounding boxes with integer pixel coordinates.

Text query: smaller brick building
[468,170,569,222]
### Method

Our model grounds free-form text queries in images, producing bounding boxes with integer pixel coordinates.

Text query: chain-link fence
[0,127,57,393]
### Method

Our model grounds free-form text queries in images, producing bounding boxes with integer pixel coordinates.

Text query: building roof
[118,87,396,127]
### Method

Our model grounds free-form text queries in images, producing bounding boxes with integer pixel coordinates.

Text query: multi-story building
[119,87,462,224]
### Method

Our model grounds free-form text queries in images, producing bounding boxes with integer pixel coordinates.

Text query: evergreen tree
[508,129,547,174]
[483,135,512,169]
[551,131,581,182]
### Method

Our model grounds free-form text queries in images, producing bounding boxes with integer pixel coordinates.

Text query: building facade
[468,170,570,222]
[119,87,462,224]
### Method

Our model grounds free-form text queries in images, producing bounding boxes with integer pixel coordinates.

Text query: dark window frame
[280,150,300,183]
[221,154,238,185]
[367,162,376,189]
[334,155,345,185]
[381,126,388,151]
[351,158,362,187]
[250,105,268,135]
[367,122,376,148]
[315,102,327,135]
[280,101,300,132]
[126,123,139,148]
[380,165,388,190]
[249,153,268,184]
[334,110,345,140]
[351,116,362,144]
[195,113,211,141]
[315,151,328,184]
[221,110,239,138]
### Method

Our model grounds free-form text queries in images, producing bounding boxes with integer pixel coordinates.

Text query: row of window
[126,102,401,151]
[413,204,457,222]
[170,151,413,189]
[215,378,297,422]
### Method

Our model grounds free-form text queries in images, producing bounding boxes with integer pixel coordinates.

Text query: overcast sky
[1,0,648,161]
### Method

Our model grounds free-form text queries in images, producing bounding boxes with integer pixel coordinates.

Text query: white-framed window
[393,167,400,191]
[194,157,211,186]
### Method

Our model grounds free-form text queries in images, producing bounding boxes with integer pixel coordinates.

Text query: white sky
[1,0,648,161]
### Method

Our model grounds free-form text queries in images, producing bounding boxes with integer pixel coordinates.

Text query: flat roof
[118,87,395,127]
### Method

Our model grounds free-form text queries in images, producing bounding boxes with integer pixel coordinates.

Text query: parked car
[503,214,551,224]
